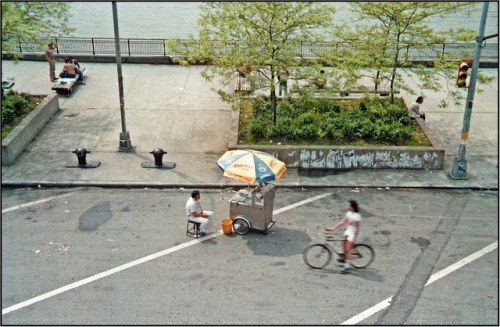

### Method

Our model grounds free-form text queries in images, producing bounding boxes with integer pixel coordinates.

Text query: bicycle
[303,232,375,270]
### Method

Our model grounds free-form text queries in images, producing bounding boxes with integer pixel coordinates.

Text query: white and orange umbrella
[216,149,286,184]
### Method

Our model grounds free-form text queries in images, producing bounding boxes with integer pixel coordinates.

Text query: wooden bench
[234,75,252,92]
[336,88,400,96]
[291,85,399,97]
[52,67,86,96]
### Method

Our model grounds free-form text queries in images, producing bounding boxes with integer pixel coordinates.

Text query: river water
[68,2,498,39]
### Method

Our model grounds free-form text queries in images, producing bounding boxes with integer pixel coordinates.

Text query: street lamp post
[112,2,134,152]
[450,2,489,179]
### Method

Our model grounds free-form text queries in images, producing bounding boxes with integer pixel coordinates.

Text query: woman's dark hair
[416,96,424,104]
[191,190,200,198]
[349,200,359,212]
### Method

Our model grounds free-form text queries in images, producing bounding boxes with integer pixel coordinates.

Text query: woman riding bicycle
[326,200,361,274]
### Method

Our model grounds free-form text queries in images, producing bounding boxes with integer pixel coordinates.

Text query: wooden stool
[186,220,201,238]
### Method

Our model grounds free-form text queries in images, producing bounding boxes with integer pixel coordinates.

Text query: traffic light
[457,59,471,88]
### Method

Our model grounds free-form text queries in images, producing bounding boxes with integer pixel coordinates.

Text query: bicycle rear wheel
[350,244,375,268]
[303,244,332,269]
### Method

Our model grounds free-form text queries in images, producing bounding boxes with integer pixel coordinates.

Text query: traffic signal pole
[450,2,489,179]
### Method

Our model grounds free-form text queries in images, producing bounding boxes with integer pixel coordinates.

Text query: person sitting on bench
[59,58,85,84]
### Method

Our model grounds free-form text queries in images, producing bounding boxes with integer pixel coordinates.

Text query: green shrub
[253,99,273,119]
[330,103,343,113]
[341,121,356,139]
[2,105,16,125]
[276,101,299,119]
[296,112,317,125]
[277,116,298,140]
[358,100,368,112]
[249,118,269,141]
[266,124,279,138]
[352,118,375,138]
[321,120,340,139]
[313,98,335,113]
[299,124,319,140]
[246,94,419,145]
[2,91,30,125]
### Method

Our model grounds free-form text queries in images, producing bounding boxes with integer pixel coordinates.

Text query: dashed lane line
[2,193,73,214]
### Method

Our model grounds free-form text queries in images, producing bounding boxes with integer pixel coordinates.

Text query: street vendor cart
[229,183,276,235]
[216,149,286,236]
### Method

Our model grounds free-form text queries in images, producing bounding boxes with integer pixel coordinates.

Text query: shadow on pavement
[242,227,312,257]
[309,266,385,282]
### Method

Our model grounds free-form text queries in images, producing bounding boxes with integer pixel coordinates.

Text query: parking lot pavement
[2,187,497,325]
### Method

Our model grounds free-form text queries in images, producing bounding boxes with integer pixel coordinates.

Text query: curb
[2,181,497,191]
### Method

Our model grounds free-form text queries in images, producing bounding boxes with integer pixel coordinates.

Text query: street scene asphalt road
[1,58,498,325]
[2,187,498,325]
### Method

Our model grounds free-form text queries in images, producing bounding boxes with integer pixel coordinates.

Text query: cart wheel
[233,216,250,235]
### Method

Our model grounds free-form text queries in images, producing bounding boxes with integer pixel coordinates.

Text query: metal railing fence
[3,36,498,62]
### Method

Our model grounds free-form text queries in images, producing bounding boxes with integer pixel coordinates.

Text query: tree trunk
[271,66,277,125]
[390,33,401,106]
[271,88,277,125]
[375,29,391,93]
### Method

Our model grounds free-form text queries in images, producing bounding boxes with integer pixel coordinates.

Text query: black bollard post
[141,148,176,169]
[151,148,166,166]
[75,147,89,165]
[65,147,101,168]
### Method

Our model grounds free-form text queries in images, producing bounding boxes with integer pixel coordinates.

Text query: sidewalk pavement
[1,60,498,190]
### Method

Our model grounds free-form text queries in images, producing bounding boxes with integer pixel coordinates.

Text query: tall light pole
[450,2,489,179]
[112,2,134,152]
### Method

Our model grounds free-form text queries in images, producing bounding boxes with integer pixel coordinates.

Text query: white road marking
[341,241,498,325]
[2,193,73,214]
[272,193,332,215]
[2,192,332,315]
[2,231,223,315]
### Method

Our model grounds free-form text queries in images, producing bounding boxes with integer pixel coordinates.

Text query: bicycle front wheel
[351,244,375,268]
[303,244,332,269]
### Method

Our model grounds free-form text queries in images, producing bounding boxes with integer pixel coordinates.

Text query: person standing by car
[186,190,213,237]
[326,200,361,274]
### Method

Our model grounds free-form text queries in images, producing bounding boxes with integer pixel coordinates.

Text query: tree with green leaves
[2,2,74,60]
[326,2,494,108]
[167,2,334,124]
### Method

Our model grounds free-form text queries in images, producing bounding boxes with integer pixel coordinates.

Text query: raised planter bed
[229,115,445,170]
[2,93,59,166]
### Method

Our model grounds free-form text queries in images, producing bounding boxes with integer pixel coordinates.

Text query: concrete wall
[229,145,444,170]
[2,93,59,166]
[229,118,445,170]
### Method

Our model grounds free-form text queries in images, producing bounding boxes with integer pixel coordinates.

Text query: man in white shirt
[186,190,213,236]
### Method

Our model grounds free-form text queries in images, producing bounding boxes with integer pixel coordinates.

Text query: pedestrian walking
[45,41,57,82]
